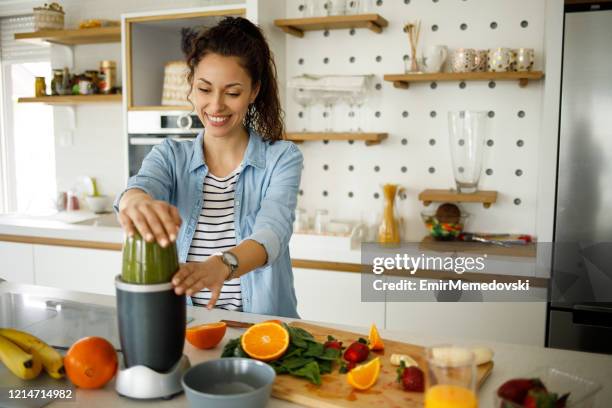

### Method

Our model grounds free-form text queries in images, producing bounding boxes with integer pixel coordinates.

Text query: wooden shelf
[420,236,536,258]
[383,71,544,89]
[284,132,388,145]
[14,26,121,45]
[419,189,498,208]
[18,94,122,105]
[274,14,388,37]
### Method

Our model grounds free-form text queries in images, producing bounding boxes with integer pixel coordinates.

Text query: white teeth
[208,114,229,123]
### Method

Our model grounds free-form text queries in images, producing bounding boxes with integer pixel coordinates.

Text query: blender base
[115,354,190,399]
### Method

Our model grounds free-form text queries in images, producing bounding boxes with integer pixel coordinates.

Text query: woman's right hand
[118,189,181,247]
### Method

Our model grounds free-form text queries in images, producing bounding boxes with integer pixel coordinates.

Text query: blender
[114,233,190,399]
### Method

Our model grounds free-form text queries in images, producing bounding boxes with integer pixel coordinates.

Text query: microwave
[127,111,203,177]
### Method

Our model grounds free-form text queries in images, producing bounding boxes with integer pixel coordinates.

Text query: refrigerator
[548,5,612,354]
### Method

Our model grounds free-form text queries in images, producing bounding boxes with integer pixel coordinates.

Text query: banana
[0,334,42,380]
[0,328,65,379]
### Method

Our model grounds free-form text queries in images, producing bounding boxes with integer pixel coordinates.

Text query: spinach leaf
[318,347,342,361]
[303,342,325,358]
[289,361,321,385]
[281,356,315,370]
[318,359,332,375]
[221,337,240,358]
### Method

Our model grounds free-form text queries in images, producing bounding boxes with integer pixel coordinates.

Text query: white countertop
[0,281,610,408]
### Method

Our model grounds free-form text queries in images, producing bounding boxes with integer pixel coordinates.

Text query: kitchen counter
[0,212,543,284]
[0,281,610,408]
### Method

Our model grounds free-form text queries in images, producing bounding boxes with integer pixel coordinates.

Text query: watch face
[223,251,239,267]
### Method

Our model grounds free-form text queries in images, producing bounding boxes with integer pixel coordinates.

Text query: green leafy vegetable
[289,361,321,385]
[221,324,343,385]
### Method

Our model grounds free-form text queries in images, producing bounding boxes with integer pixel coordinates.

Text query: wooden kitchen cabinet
[33,245,121,296]
[0,241,35,284]
[292,267,384,328]
[385,276,547,346]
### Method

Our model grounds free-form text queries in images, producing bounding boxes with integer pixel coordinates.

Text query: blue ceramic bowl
[182,358,276,408]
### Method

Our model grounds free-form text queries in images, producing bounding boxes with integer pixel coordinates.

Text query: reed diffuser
[403,20,422,72]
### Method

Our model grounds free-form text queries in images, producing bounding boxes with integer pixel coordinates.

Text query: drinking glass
[320,91,340,132]
[346,0,360,14]
[359,0,373,12]
[328,0,347,15]
[447,111,488,193]
[314,209,329,234]
[303,0,317,17]
[425,346,478,408]
[346,90,365,132]
[293,88,314,131]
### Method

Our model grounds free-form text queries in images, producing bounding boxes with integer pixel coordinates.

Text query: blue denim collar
[189,127,266,172]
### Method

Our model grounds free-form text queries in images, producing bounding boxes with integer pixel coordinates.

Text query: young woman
[115,17,303,318]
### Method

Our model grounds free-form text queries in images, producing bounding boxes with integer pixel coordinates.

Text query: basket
[161,61,191,106]
[33,5,65,31]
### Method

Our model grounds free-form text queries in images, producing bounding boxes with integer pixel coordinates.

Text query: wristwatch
[214,251,239,281]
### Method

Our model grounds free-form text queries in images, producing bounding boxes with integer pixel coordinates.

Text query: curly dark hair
[184,17,284,142]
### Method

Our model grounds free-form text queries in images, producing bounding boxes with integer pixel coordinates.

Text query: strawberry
[497,378,545,404]
[396,361,424,392]
[324,335,343,351]
[339,360,357,374]
[343,339,369,363]
[524,388,558,408]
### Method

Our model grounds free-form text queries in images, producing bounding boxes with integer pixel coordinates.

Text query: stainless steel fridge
[548,4,612,354]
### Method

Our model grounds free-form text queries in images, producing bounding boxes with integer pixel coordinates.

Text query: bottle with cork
[99,60,116,94]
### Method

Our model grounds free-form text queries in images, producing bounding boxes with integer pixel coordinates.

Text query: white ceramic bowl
[85,195,110,213]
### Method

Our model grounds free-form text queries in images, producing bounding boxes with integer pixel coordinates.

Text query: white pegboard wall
[282,0,546,240]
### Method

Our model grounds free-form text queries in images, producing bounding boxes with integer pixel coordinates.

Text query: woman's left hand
[172,257,228,309]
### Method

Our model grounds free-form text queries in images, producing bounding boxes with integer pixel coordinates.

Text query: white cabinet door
[33,245,121,296]
[293,268,385,329]
[0,241,34,284]
[385,276,546,346]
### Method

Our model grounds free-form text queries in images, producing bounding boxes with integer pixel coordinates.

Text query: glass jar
[51,69,63,96]
[85,70,99,92]
[35,77,46,97]
[314,209,329,234]
[99,60,116,94]
[293,208,308,233]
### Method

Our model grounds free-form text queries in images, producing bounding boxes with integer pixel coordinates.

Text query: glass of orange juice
[424,345,478,408]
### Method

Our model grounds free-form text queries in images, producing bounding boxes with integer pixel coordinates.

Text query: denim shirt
[114,128,303,318]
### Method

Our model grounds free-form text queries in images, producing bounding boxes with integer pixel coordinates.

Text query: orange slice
[368,323,384,351]
[240,322,290,362]
[347,357,381,390]
[186,322,227,349]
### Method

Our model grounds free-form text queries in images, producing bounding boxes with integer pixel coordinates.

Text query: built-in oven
[127,111,203,177]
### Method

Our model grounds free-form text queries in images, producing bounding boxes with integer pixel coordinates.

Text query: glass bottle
[377,184,403,244]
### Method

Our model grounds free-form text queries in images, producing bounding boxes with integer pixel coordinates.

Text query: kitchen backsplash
[285,0,545,240]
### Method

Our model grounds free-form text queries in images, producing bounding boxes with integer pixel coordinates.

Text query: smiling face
[192,53,260,139]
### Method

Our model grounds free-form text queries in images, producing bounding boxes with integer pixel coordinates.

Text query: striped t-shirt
[187,166,242,311]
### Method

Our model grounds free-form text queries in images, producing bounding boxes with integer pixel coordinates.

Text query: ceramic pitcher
[423,45,449,73]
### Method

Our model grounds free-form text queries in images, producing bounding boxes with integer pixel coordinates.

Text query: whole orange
[64,337,118,389]
[185,322,227,349]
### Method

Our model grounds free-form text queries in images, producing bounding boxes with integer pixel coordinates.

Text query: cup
[425,346,478,408]
[487,48,514,72]
[514,48,534,71]
[473,49,488,72]
[451,48,477,72]
[423,45,448,73]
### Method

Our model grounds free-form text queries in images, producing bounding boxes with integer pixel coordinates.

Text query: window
[0,15,56,214]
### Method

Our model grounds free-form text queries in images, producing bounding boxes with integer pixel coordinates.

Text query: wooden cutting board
[271,321,493,408]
